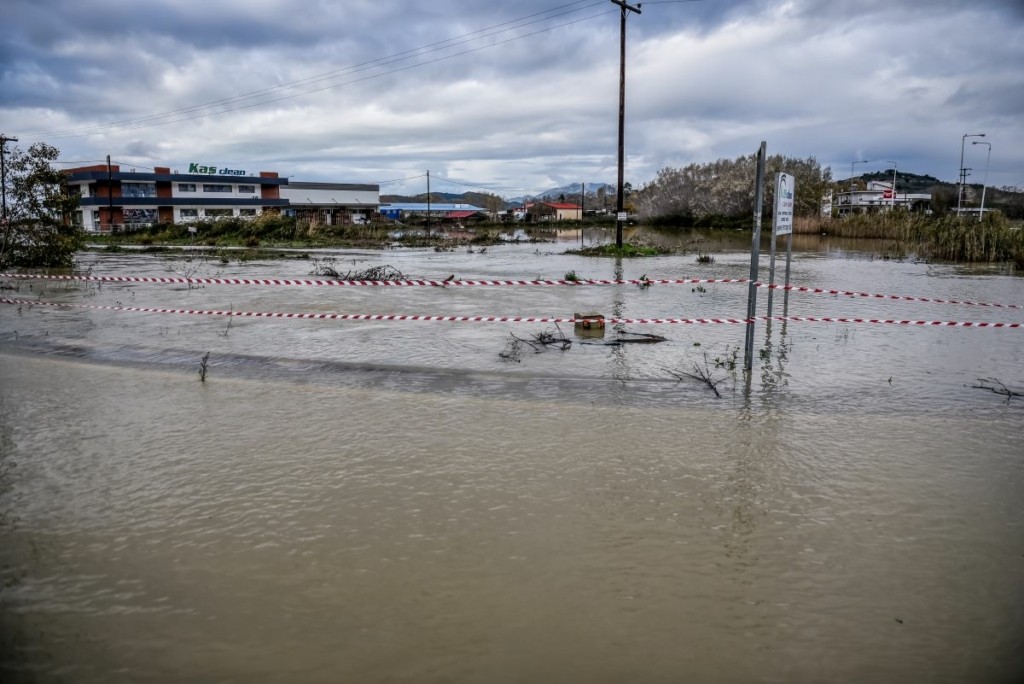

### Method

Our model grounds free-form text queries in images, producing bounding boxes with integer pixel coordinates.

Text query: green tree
[635,154,832,223]
[1,142,82,268]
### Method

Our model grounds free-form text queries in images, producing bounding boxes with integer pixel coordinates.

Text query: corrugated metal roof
[379,203,488,212]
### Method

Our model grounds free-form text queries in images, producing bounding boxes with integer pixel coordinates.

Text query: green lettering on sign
[187,162,244,176]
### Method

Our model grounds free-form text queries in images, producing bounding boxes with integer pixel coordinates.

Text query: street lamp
[885,160,898,210]
[848,159,868,215]
[972,141,991,222]
[958,133,985,216]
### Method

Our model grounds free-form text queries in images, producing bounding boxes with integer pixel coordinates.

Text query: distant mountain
[857,170,946,194]
[383,183,615,210]
[381,192,466,203]
[507,182,614,206]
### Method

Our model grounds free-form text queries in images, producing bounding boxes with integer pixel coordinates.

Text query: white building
[280,182,379,226]
[836,181,931,217]
[64,163,379,232]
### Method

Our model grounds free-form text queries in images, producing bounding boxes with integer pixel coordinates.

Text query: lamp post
[972,141,991,222]
[884,160,898,210]
[849,159,868,215]
[957,133,985,216]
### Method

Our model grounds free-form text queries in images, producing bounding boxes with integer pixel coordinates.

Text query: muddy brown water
[1,235,1022,683]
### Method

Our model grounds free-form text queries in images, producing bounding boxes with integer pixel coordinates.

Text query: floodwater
[1,232,1022,683]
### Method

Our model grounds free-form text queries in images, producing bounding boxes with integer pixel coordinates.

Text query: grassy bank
[85,216,525,251]
[793,213,1024,265]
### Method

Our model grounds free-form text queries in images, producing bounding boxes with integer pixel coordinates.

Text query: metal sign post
[767,172,794,319]
[743,142,767,373]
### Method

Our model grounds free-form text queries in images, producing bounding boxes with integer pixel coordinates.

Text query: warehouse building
[64,163,379,232]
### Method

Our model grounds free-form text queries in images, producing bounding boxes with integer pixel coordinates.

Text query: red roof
[445,210,481,219]
[540,202,580,210]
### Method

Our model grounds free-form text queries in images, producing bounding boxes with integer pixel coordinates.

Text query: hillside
[858,170,945,194]
[383,182,616,211]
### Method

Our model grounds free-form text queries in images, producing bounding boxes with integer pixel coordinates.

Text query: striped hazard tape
[2,272,1020,310]
[758,282,1023,309]
[0,273,746,288]
[3,298,1021,328]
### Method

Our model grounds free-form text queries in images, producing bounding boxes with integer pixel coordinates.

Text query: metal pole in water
[744,142,767,372]
[766,195,778,319]
[783,231,793,316]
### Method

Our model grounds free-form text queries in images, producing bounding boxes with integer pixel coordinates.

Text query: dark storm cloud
[2,0,1022,192]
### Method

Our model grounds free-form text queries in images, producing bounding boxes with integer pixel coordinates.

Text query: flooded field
[1,233,1022,683]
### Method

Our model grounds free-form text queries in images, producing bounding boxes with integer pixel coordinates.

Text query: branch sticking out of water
[199,352,210,382]
[666,353,726,398]
[971,377,1021,403]
[310,261,406,281]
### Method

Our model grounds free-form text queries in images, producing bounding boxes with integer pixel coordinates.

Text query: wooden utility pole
[426,170,431,237]
[612,0,640,249]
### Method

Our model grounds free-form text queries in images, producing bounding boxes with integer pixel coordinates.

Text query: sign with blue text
[774,173,795,235]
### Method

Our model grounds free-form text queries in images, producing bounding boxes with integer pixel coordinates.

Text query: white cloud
[2,0,1022,193]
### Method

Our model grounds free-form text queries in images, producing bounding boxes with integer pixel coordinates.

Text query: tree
[635,154,833,224]
[0,142,82,268]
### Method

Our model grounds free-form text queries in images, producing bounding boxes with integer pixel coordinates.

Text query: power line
[373,173,428,185]
[23,1,609,141]
[429,176,506,194]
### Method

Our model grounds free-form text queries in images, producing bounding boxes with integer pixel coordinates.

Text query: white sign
[617,211,627,222]
[774,173,795,236]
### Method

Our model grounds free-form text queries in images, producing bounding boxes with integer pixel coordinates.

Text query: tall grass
[793,213,1023,264]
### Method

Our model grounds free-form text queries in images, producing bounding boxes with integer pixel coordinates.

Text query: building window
[179,208,199,218]
[122,182,157,198]
[178,183,197,192]
[203,184,233,193]
[124,209,157,225]
[239,209,257,217]
[238,185,256,194]
[205,208,234,218]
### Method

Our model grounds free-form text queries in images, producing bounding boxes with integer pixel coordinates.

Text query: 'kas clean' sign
[188,163,246,176]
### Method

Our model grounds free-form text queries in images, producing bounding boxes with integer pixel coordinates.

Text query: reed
[793,213,1023,264]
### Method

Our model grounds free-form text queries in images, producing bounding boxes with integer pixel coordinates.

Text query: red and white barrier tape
[3,271,1020,310]
[3,298,1020,328]
[0,273,746,288]
[757,282,1022,309]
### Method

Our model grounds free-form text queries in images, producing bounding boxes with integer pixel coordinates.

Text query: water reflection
[1,244,1023,683]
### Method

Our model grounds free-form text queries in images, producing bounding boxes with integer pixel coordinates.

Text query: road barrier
[2,272,1019,310]
[2,298,1020,328]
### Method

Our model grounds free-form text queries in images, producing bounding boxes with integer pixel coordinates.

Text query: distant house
[378,202,489,222]
[836,181,930,216]
[444,210,488,224]
[525,202,582,221]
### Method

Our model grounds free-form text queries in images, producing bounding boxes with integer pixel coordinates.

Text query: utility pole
[426,170,431,237]
[957,132,984,217]
[612,0,640,249]
[1,135,18,259]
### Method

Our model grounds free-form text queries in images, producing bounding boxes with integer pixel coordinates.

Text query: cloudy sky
[3,0,1022,197]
